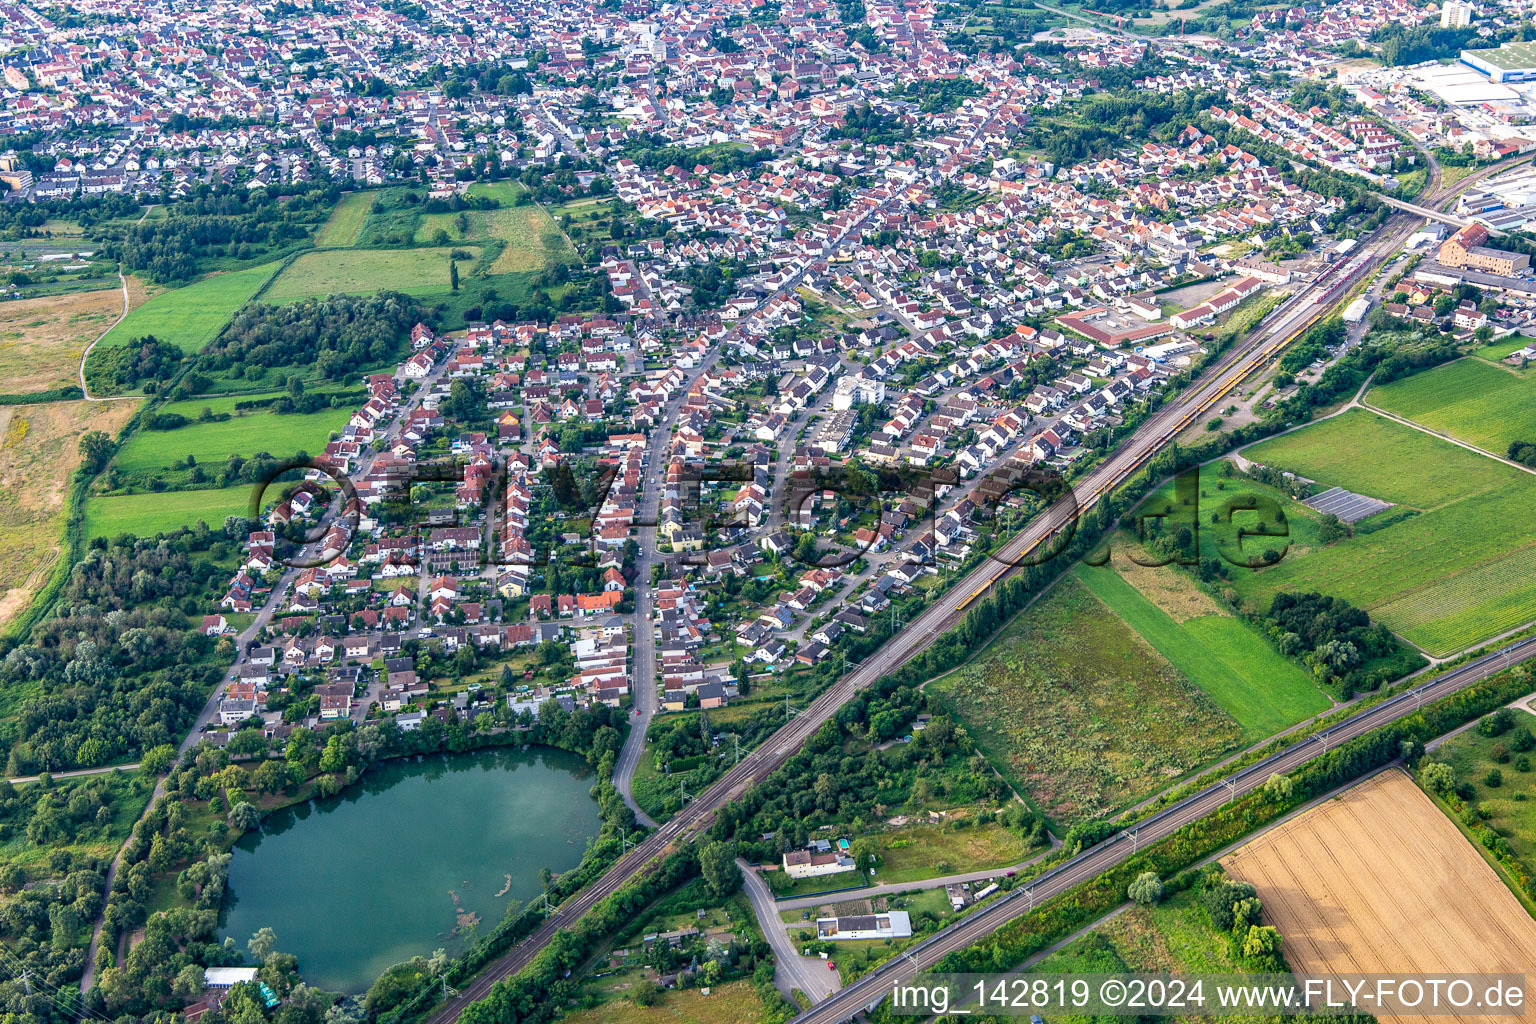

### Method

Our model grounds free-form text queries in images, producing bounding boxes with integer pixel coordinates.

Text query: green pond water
[221,746,599,992]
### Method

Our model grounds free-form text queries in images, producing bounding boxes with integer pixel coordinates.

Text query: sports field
[85,485,251,541]
[1224,770,1536,1024]
[263,246,477,302]
[1076,565,1331,740]
[114,407,351,476]
[313,192,372,247]
[1369,357,1536,455]
[0,285,124,394]
[933,573,1244,824]
[0,400,139,629]
[1238,409,1536,655]
[94,263,279,353]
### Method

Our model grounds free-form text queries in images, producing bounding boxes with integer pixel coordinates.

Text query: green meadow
[1369,357,1536,455]
[313,192,373,247]
[932,573,1245,825]
[94,263,280,353]
[263,246,479,302]
[1074,564,1330,739]
[85,487,253,541]
[1236,409,1536,655]
[114,407,351,476]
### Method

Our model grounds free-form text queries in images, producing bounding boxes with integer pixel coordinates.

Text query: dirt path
[78,206,153,402]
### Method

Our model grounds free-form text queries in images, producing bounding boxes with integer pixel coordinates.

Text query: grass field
[313,192,373,247]
[112,406,351,477]
[0,286,124,394]
[158,385,363,420]
[85,485,252,541]
[1028,886,1280,996]
[263,246,478,302]
[413,184,576,276]
[1224,770,1536,1024]
[1369,357,1536,455]
[561,980,765,1024]
[1429,713,1536,888]
[1472,336,1530,365]
[0,400,140,630]
[873,819,1037,883]
[1238,410,1536,655]
[1076,565,1331,739]
[95,263,279,353]
[932,573,1244,825]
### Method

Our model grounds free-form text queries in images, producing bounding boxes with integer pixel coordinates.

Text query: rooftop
[1462,41,1536,70]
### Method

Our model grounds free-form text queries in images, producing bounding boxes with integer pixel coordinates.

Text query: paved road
[774,843,1059,912]
[739,860,843,1003]
[6,763,141,786]
[612,344,728,825]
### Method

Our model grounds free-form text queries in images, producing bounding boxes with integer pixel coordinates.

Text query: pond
[221,746,599,993]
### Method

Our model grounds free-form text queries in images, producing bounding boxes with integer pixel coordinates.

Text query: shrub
[1127,871,1164,906]
[1477,709,1515,738]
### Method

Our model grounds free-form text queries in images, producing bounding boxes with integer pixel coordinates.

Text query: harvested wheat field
[0,399,139,629]
[1224,770,1536,1024]
[0,286,128,394]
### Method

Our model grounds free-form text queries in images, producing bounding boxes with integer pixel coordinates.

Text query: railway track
[423,168,1478,1024]
[795,633,1536,1024]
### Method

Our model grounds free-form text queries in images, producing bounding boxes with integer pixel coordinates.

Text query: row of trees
[109,187,340,283]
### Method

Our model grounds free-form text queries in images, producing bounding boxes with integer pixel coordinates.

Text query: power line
[0,944,114,1024]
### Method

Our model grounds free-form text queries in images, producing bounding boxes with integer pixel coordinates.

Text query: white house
[815,911,912,941]
[782,849,856,879]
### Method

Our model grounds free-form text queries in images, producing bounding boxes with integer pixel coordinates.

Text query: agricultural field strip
[794,634,1536,1024]
[933,572,1244,825]
[313,193,372,248]
[1224,771,1536,1024]
[1074,565,1329,739]
[84,486,253,542]
[263,246,480,302]
[1239,411,1536,655]
[94,263,280,353]
[112,407,353,474]
[1368,358,1536,455]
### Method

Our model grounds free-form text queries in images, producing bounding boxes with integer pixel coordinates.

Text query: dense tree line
[195,292,423,383]
[1373,23,1486,66]
[0,529,235,774]
[1261,592,1403,693]
[1508,440,1536,468]
[0,192,141,238]
[84,336,186,393]
[109,186,341,283]
[1021,88,1220,167]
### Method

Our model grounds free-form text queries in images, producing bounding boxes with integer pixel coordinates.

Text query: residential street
[737,859,842,1004]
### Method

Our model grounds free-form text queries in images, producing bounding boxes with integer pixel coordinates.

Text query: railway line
[422,160,1484,1024]
[795,634,1536,1024]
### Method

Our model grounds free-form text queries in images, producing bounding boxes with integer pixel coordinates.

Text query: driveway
[738,860,842,1004]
